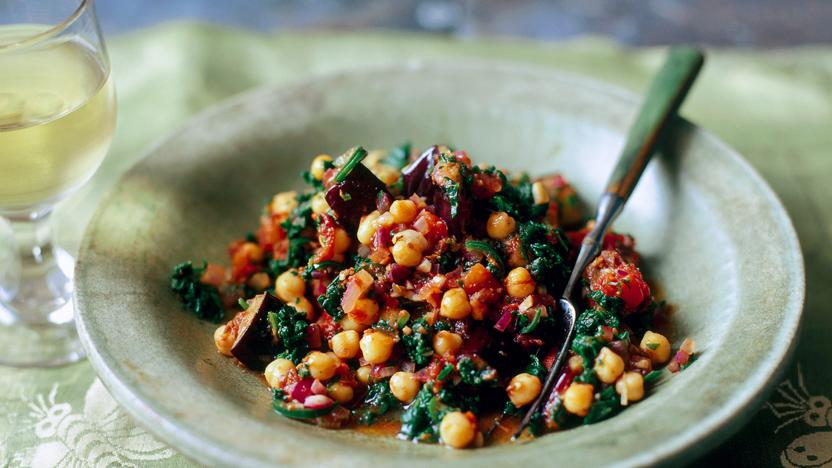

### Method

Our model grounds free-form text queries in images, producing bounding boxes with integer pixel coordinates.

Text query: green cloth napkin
[2,22,830,467]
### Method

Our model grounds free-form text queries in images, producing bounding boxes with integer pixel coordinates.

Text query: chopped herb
[519,307,543,334]
[170,261,225,322]
[334,147,368,183]
[238,298,249,310]
[445,180,462,218]
[437,364,454,381]
[464,240,505,276]
[340,191,352,201]
[645,342,660,350]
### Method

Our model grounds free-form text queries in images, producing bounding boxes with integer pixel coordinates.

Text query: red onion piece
[304,394,335,410]
[311,379,327,395]
[494,309,514,332]
[291,378,315,402]
[401,361,416,373]
[371,365,397,380]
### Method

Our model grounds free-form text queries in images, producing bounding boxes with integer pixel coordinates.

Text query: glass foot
[0,305,85,367]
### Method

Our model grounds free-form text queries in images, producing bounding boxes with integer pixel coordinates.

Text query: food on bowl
[170,144,695,448]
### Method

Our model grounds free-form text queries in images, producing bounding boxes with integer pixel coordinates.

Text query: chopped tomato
[584,249,651,314]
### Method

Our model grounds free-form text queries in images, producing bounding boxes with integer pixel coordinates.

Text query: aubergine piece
[402,145,439,197]
[230,292,281,370]
[325,163,390,229]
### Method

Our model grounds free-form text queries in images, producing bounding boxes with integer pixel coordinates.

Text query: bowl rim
[75,59,805,467]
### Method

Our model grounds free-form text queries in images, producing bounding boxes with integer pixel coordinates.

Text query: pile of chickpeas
[211,149,679,449]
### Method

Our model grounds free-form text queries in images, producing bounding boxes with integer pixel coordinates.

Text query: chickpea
[640,331,671,364]
[507,373,542,408]
[594,347,625,384]
[356,210,381,245]
[264,358,295,389]
[391,229,428,267]
[214,325,234,356]
[328,382,355,404]
[505,267,536,298]
[389,200,418,224]
[439,411,477,449]
[275,270,305,302]
[486,211,516,240]
[339,316,368,333]
[247,272,271,291]
[391,241,422,267]
[392,229,428,251]
[389,372,421,403]
[311,192,330,214]
[562,382,594,416]
[432,330,463,357]
[303,351,339,381]
[270,191,298,215]
[531,181,550,205]
[333,228,351,254]
[330,330,360,359]
[440,288,472,320]
[615,372,645,405]
[373,165,401,186]
[310,154,333,180]
[356,365,373,384]
[237,242,264,263]
[359,330,395,364]
[568,355,584,374]
[289,296,315,321]
[349,298,380,325]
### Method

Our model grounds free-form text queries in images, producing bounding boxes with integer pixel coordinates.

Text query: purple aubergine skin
[401,145,471,235]
[401,146,438,197]
[325,163,390,229]
[230,292,282,371]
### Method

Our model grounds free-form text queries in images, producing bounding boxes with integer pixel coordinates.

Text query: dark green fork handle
[561,46,705,301]
[607,47,704,199]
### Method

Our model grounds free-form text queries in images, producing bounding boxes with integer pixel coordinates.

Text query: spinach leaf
[170,261,224,323]
[401,318,433,367]
[267,305,310,364]
[317,276,346,321]
[356,381,399,425]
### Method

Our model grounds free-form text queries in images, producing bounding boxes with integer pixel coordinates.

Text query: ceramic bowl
[75,61,804,467]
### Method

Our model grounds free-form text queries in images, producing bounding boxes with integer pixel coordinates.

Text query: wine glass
[0,0,116,366]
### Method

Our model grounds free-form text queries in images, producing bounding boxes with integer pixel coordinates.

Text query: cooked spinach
[170,261,224,322]
[267,305,310,364]
[356,381,399,425]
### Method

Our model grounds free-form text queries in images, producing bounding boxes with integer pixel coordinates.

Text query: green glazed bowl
[75,61,804,467]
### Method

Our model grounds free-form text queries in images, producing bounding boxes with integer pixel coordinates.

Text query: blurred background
[98,0,832,47]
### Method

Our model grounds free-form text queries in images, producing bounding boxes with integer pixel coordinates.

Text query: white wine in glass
[0,0,116,366]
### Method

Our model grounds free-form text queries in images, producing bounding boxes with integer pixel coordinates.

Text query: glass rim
[0,0,93,51]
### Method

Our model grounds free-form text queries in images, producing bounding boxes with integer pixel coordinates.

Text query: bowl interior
[75,62,803,467]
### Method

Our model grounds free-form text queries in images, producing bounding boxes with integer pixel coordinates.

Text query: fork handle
[605,47,704,199]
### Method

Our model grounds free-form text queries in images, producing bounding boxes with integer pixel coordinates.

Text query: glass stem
[0,209,73,325]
